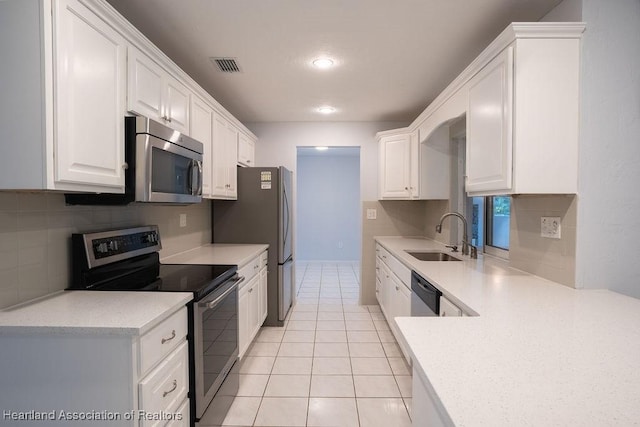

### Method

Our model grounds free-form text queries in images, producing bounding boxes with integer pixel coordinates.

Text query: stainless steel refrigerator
[212,167,293,326]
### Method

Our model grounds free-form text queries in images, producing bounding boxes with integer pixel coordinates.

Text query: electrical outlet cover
[541,217,561,239]
[179,213,187,228]
[366,209,377,220]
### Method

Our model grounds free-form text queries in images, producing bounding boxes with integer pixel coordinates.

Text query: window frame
[483,196,510,260]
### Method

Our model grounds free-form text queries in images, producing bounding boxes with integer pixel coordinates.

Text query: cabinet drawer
[260,251,268,268]
[238,255,261,285]
[140,308,188,376]
[139,341,189,427]
[377,246,411,287]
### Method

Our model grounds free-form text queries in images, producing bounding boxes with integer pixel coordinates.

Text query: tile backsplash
[510,195,577,287]
[0,192,211,309]
[360,199,450,305]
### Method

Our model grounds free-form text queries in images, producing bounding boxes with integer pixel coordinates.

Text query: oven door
[136,133,203,203]
[193,275,242,419]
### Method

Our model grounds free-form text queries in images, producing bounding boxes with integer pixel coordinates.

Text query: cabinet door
[238,284,250,358]
[259,266,268,325]
[409,130,420,198]
[375,257,382,306]
[388,273,406,334]
[211,113,231,198]
[54,0,127,190]
[127,46,164,121]
[380,134,411,199]
[238,133,255,167]
[211,113,238,199]
[466,47,513,194]
[247,275,261,344]
[190,96,214,197]
[379,263,392,317]
[165,75,190,135]
[226,125,239,199]
[439,295,463,317]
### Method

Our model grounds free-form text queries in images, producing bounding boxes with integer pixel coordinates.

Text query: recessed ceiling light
[315,146,329,151]
[317,106,336,114]
[312,58,334,69]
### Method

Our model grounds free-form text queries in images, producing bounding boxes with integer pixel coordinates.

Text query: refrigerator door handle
[283,185,290,253]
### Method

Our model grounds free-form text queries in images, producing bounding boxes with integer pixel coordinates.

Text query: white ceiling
[106,0,562,123]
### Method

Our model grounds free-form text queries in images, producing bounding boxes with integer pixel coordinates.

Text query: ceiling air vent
[210,57,241,73]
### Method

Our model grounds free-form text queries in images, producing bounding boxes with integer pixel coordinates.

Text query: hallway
[198,262,412,426]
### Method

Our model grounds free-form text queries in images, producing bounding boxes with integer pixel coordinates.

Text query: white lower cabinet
[439,295,463,317]
[412,367,454,427]
[0,306,190,426]
[238,250,269,358]
[375,244,412,363]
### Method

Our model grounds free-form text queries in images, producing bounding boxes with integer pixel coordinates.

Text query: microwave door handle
[195,160,203,196]
[188,159,196,196]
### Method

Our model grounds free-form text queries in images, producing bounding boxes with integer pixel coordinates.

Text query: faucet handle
[445,245,458,253]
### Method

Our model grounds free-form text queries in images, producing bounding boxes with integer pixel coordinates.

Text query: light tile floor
[198,262,412,427]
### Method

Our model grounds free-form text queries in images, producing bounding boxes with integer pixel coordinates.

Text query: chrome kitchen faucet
[436,212,478,259]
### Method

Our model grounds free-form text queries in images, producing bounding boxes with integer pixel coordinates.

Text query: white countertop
[376,236,640,426]
[161,243,269,267]
[0,291,192,335]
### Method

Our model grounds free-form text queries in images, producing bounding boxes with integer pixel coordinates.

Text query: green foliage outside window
[493,196,511,216]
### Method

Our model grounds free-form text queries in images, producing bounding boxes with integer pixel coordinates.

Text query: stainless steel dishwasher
[410,271,442,316]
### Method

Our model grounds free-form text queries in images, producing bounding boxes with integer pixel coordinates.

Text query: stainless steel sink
[405,251,462,261]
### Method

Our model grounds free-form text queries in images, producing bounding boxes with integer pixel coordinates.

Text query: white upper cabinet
[128,46,190,135]
[211,113,238,199]
[378,128,450,200]
[466,47,513,194]
[377,23,584,198]
[466,31,582,195]
[54,0,127,189]
[238,132,256,167]
[190,95,214,197]
[0,0,127,192]
[379,132,412,199]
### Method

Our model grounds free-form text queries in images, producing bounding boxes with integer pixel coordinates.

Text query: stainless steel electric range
[68,225,241,425]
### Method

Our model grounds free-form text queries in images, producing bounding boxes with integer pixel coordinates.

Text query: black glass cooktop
[86,262,237,300]
[158,264,237,299]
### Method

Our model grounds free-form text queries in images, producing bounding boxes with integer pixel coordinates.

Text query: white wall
[540,0,582,21]
[574,0,640,298]
[247,122,407,201]
[296,152,360,261]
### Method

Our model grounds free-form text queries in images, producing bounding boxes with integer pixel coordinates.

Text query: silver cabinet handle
[163,380,177,397]
[249,288,253,293]
[395,286,399,291]
[161,330,176,344]
[405,187,409,190]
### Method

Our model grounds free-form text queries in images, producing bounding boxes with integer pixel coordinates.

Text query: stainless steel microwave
[66,116,203,205]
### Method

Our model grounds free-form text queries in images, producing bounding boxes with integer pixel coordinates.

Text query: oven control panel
[92,229,160,259]
[73,226,162,268]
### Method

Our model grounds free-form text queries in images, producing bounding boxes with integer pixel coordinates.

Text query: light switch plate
[366,209,377,220]
[179,213,187,228]
[541,216,561,239]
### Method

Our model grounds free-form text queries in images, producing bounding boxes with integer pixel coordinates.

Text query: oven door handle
[199,275,244,309]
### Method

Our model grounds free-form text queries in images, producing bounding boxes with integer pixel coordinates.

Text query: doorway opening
[294,146,361,305]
